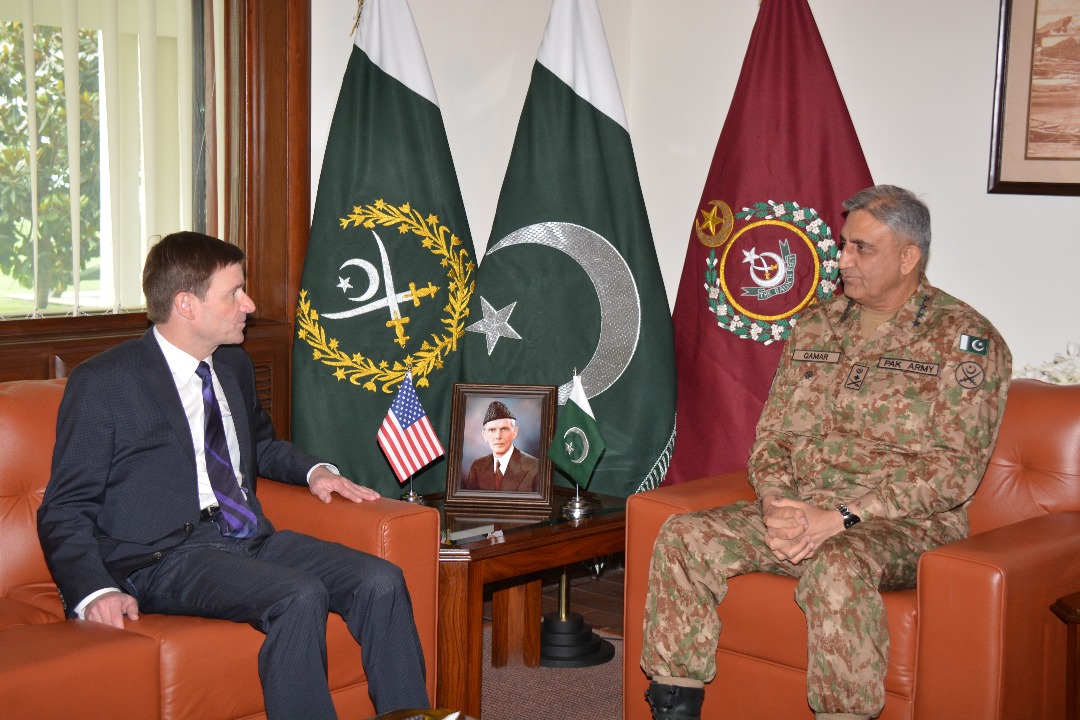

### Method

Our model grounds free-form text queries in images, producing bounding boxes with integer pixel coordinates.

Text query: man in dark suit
[37,232,428,719]
[463,401,539,493]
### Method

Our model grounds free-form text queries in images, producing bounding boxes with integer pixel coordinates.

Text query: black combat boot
[645,681,704,720]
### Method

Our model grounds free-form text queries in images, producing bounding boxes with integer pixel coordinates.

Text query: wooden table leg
[1052,591,1080,720]
[491,578,542,667]
[463,567,486,718]
[436,562,467,712]
[437,563,487,718]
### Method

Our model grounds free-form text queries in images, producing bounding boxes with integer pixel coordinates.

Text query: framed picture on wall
[990,0,1080,194]
[444,383,557,513]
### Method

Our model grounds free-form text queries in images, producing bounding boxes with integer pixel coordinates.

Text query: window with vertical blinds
[0,0,236,319]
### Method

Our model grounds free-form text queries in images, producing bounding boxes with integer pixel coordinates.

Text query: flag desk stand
[539,564,615,668]
[400,475,426,505]
[561,483,595,520]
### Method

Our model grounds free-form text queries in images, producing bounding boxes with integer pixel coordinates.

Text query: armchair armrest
[625,472,754,592]
[622,472,754,715]
[915,511,1080,720]
[259,481,440,701]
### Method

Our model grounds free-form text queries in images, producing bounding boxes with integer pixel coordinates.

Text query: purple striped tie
[196,362,258,538]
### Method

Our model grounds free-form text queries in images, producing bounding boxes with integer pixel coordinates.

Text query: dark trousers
[128,521,428,718]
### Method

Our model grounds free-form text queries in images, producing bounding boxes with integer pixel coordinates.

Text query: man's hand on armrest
[84,590,139,629]
[308,465,381,504]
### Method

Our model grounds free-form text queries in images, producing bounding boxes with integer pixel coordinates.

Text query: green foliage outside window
[0,22,101,314]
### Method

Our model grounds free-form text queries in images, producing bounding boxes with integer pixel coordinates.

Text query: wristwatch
[837,503,861,529]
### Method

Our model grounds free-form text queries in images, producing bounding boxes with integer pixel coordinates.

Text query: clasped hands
[761,496,845,564]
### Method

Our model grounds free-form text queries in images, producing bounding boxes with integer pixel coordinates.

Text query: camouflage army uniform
[641,275,1011,717]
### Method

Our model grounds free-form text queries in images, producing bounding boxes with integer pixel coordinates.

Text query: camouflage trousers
[640,500,963,716]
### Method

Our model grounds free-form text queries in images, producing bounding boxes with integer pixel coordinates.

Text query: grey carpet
[480,625,623,720]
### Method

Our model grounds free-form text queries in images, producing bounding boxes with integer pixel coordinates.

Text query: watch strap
[837,503,861,529]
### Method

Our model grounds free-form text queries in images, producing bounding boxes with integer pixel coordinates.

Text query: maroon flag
[377,371,445,483]
[665,0,873,484]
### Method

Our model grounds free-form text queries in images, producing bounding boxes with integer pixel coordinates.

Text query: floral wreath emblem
[702,199,839,344]
[295,199,474,393]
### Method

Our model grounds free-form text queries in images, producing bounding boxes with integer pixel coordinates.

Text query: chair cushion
[0,597,63,631]
[124,612,363,720]
[0,620,160,717]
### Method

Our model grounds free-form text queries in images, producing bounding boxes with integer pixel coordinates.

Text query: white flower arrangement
[1016,342,1080,384]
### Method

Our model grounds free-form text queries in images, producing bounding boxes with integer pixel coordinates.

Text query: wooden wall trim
[243,0,311,435]
[244,0,311,324]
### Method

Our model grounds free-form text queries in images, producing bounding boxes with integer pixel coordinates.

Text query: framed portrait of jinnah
[444,383,556,513]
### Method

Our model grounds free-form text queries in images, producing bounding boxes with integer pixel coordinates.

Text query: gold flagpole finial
[350,0,365,37]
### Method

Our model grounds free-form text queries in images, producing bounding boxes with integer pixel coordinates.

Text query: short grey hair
[842,185,931,271]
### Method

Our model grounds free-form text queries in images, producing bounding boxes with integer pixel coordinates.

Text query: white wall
[311,0,1080,371]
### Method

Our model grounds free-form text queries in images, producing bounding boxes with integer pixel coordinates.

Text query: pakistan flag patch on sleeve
[959,334,989,356]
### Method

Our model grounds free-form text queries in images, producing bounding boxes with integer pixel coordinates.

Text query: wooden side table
[432,490,626,719]
[1052,590,1080,720]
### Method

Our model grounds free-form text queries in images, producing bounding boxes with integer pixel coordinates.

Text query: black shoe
[645,682,704,720]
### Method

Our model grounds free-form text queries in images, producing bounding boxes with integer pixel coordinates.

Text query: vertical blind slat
[137,0,157,259]
[99,0,121,311]
[20,0,40,317]
[177,0,193,234]
[62,0,80,314]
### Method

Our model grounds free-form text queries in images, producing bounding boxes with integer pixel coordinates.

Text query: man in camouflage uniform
[641,185,1012,720]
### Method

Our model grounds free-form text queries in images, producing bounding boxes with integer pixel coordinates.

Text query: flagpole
[561,370,595,521]
[400,474,426,505]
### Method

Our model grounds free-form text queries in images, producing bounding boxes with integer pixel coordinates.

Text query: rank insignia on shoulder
[959,334,989,356]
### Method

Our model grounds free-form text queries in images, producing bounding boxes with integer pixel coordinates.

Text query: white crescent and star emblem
[563,426,590,464]
[320,230,439,348]
[743,247,787,289]
[467,221,641,404]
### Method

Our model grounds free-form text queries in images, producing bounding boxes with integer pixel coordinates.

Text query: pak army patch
[699,199,840,344]
[955,361,986,389]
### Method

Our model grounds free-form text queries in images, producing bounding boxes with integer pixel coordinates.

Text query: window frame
[0,0,312,434]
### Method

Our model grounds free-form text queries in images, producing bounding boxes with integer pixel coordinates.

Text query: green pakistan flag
[463,0,677,497]
[292,0,474,497]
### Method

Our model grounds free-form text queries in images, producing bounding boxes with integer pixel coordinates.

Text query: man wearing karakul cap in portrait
[464,401,540,493]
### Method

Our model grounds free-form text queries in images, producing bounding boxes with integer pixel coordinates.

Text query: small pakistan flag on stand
[547,373,605,488]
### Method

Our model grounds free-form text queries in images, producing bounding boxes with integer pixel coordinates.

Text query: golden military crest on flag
[295,199,474,393]
[702,199,840,344]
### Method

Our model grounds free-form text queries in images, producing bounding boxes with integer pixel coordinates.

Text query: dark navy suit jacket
[37,329,323,616]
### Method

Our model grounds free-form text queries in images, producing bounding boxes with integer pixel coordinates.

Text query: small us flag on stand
[377,371,445,484]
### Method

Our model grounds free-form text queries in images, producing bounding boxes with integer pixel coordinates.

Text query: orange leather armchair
[0,379,440,719]
[623,378,1080,719]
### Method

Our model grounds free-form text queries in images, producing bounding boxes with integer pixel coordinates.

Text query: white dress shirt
[154,327,247,510]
